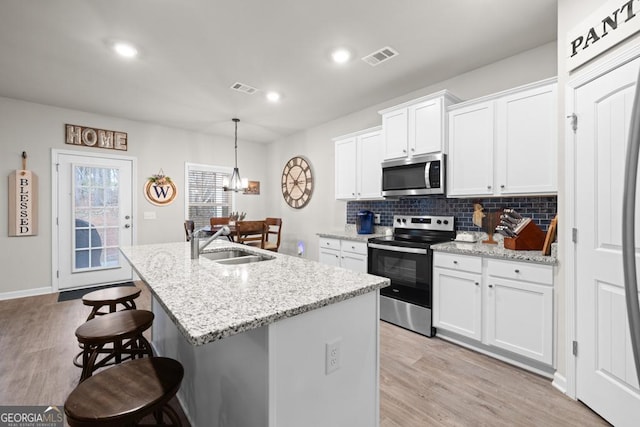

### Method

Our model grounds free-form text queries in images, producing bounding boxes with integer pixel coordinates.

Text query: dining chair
[210,217,230,226]
[184,220,195,241]
[264,218,282,252]
[235,221,266,249]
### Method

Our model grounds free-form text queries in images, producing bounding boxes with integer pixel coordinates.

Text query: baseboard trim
[0,286,51,301]
[552,371,568,396]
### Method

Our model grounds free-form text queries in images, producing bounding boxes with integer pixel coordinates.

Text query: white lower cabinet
[433,252,554,370]
[318,237,367,273]
[433,253,482,340]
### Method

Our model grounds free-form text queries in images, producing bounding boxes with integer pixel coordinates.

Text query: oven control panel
[393,215,455,232]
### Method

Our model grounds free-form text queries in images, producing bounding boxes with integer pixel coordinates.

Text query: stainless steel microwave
[381,153,445,197]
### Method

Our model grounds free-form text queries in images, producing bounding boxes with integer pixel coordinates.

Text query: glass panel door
[55,152,133,290]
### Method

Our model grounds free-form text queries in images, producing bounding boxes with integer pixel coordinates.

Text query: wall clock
[281,156,313,209]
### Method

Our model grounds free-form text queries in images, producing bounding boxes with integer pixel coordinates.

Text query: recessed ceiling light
[113,42,138,58]
[266,91,281,102]
[331,48,351,64]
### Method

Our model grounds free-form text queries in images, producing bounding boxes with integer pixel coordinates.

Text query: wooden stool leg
[86,306,100,321]
[80,343,104,382]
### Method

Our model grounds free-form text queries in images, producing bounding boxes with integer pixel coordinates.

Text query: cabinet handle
[352,192,355,196]
[500,184,505,189]
[475,282,479,286]
[358,192,361,195]
[453,260,458,264]
[487,185,492,190]
[514,269,520,273]
[403,149,407,153]
[411,148,415,152]
[488,284,494,288]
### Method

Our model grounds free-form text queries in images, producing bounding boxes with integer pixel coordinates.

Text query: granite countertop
[120,241,389,346]
[317,224,390,242]
[431,240,557,265]
[317,230,382,242]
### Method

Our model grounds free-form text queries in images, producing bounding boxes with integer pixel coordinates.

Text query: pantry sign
[567,0,640,71]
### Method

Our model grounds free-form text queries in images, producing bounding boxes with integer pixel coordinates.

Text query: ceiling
[0,0,557,143]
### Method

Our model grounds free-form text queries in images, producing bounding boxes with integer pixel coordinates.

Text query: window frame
[184,162,236,228]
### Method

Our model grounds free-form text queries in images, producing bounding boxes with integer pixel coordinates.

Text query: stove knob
[443,220,449,225]
[396,218,402,223]
[437,219,442,224]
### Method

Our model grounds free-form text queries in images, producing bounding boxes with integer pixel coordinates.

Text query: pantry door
[574,55,640,427]
[54,150,134,290]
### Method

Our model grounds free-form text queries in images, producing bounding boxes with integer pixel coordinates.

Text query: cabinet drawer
[341,240,368,255]
[319,237,341,250]
[433,252,481,273]
[487,259,553,285]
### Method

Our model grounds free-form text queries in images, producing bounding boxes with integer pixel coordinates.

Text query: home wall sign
[8,152,38,236]
[65,124,128,151]
[144,170,177,206]
[567,0,640,71]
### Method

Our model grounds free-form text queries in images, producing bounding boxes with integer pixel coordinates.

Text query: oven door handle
[368,243,427,255]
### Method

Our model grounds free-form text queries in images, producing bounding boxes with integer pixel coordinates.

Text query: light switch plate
[374,214,381,225]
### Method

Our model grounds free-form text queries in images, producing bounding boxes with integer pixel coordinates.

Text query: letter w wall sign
[144,178,177,206]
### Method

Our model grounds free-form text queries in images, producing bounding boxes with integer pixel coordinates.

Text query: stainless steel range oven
[368,215,455,337]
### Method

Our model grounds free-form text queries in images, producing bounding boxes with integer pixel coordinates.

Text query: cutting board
[542,215,558,256]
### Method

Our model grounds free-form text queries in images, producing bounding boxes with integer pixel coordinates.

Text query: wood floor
[0,283,609,426]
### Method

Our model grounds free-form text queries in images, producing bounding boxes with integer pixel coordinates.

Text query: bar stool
[65,357,184,426]
[82,286,142,321]
[74,310,154,382]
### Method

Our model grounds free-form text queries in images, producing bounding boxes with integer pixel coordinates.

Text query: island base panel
[151,290,380,427]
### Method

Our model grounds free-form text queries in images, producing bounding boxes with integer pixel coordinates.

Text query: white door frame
[51,148,138,292]
[564,42,640,399]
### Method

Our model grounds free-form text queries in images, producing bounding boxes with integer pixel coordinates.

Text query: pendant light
[223,118,248,192]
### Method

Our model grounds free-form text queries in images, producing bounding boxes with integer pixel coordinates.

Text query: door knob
[125,215,131,220]
[124,224,131,229]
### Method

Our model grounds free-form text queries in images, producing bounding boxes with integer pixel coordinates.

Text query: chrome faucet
[190,225,231,259]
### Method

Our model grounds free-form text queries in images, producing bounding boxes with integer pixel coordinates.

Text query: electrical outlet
[374,214,381,225]
[325,339,341,375]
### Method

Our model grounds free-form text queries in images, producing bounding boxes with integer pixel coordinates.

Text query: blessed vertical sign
[8,170,38,236]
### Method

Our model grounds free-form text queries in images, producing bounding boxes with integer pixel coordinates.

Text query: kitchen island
[120,240,389,427]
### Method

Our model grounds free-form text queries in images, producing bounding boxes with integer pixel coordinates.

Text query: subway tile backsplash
[347,196,558,232]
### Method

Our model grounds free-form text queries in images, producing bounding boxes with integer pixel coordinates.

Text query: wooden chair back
[235,221,266,249]
[210,217,230,227]
[184,220,195,241]
[264,218,282,252]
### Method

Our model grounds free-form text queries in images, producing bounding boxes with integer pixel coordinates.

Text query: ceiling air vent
[230,82,258,95]
[362,46,399,67]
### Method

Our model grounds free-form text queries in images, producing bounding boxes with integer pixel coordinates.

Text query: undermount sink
[201,249,275,265]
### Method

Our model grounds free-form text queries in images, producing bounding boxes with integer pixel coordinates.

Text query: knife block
[503,220,546,251]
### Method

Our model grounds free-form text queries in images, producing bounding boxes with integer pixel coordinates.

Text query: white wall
[0,97,268,296]
[266,42,558,262]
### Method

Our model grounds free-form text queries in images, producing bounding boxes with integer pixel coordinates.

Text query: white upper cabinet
[334,136,357,199]
[379,91,461,161]
[334,127,384,200]
[357,130,384,199]
[496,83,557,195]
[448,101,495,196]
[447,78,557,198]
